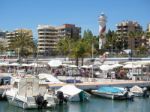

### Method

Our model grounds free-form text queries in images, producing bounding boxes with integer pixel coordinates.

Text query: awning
[48,60,62,67]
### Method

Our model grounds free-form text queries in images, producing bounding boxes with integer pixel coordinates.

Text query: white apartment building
[116,21,143,50]
[37,24,81,55]
[6,29,33,48]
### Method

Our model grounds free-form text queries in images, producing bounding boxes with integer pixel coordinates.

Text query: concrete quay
[48,80,150,90]
[1,57,150,63]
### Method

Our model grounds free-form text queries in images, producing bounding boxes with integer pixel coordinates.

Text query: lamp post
[91,41,94,80]
[109,44,112,56]
[92,41,94,59]
[90,36,95,81]
[18,48,20,60]
[130,37,134,80]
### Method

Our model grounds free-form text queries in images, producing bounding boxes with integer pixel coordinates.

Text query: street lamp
[91,37,94,81]
[109,44,112,56]
[17,48,20,60]
[16,48,21,63]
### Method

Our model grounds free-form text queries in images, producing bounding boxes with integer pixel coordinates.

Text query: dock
[48,80,150,90]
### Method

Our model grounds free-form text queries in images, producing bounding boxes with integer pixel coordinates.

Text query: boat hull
[0,91,7,100]
[7,95,55,109]
[7,95,37,109]
[132,92,143,97]
[91,90,128,100]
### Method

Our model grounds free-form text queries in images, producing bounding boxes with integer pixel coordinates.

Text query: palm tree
[70,39,90,66]
[137,46,148,56]
[105,31,118,54]
[57,30,95,66]
[57,37,91,66]
[128,31,136,57]
[0,40,7,56]
[135,31,147,56]
[83,30,97,58]
[71,39,91,66]
[9,30,36,58]
[0,42,4,52]
[56,37,72,56]
[128,31,144,57]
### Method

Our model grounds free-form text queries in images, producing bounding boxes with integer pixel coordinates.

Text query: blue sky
[0,0,150,38]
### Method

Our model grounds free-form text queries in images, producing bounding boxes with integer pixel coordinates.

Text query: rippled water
[0,96,150,112]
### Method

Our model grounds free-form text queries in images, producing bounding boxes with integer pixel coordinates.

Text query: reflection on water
[0,96,150,112]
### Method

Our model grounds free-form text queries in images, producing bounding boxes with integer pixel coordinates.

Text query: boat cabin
[0,73,12,85]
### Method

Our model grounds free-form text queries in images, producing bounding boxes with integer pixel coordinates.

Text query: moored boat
[56,85,90,103]
[5,76,56,109]
[91,86,133,100]
[130,85,149,97]
[0,73,12,100]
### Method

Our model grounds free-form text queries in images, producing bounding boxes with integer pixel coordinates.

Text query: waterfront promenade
[1,57,150,91]
[1,57,150,63]
[48,78,150,90]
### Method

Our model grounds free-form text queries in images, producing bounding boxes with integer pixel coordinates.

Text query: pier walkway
[48,80,150,90]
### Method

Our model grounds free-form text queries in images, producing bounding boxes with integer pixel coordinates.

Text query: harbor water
[0,96,150,112]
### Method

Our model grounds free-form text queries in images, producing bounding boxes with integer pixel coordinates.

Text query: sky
[0,0,150,39]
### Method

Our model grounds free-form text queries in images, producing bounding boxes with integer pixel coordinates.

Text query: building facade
[146,23,150,51]
[116,21,144,53]
[0,30,6,39]
[37,24,81,56]
[6,29,33,48]
[0,30,7,46]
[0,30,7,55]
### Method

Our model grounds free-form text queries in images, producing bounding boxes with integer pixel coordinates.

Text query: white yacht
[56,85,90,102]
[5,76,56,109]
[130,85,149,97]
[91,86,134,100]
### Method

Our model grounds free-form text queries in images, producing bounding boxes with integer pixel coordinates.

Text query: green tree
[83,29,97,57]
[0,42,5,52]
[83,29,93,40]
[9,31,36,57]
[57,29,97,66]
[0,40,7,56]
[93,36,100,55]
[128,31,144,57]
[105,30,119,53]
[146,31,150,39]
[57,37,72,56]
[128,31,136,57]
[70,39,90,66]
[136,31,148,56]
[138,46,148,55]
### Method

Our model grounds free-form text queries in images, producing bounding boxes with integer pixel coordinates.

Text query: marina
[1,0,150,111]
[48,78,150,90]
[0,95,150,112]
[1,51,150,111]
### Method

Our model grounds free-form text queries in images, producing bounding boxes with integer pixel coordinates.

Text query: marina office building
[37,24,81,56]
